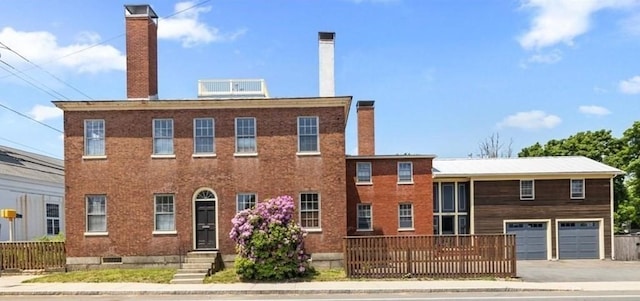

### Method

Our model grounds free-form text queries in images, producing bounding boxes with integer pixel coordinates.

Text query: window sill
[152,230,177,235]
[151,154,176,159]
[296,152,321,157]
[234,152,258,157]
[82,155,107,160]
[398,228,415,232]
[356,182,373,186]
[397,181,414,185]
[356,229,373,232]
[84,232,108,237]
[192,153,217,158]
[520,197,535,201]
[571,197,585,200]
[303,228,322,233]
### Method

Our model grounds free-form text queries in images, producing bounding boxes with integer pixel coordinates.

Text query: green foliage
[34,232,65,242]
[519,122,640,230]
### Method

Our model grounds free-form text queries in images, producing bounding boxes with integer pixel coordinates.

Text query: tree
[478,132,513,158]
[229,195,312,280]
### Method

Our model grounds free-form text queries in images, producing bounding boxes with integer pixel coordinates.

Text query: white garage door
[558,221,599,259]
[506,222,547,260]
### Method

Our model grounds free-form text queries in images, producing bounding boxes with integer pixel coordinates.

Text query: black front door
[195,201,217,249]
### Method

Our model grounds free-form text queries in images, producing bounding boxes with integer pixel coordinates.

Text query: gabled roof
[433,156,623,178]
[0,145,64,184]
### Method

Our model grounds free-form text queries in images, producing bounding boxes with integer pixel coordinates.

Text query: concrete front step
[185,251,219,258]
[172,272,208,280]
[185,257,217,264]
[181,263,212,270]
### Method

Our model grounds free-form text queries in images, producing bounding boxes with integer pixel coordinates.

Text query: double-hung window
[235,117,256,154]
[356,204,372,231]
[236,193,256,212]
[153,119,174,155]
[298,116,319,153]
[46,203,60,235]
[300,193,320,229]
[86,195,106,233]
[520,180,535,200]
[154,195,175,232]
[356,162,372,183]
[398,203,414,230]
[194,118,215,154]
[84,119,105,156]
[398,162,413,183]
[571,179,585,199]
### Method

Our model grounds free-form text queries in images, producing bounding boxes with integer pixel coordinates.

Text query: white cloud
[28,105,63,122]
[527,49,563,64]
[619,75,640,94]
[518,0,635,50]
[579,105,611,116]
[158,1,247,47]
[0,27,125,74]
[497,110,561,130]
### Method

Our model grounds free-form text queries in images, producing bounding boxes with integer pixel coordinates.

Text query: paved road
[517,260,640,282]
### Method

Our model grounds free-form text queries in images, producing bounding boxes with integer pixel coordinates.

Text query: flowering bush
[229,195,312,280]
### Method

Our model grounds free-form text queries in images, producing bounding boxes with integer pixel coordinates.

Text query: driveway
[518,260,640,282]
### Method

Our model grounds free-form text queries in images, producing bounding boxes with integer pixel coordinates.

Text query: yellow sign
[0,209,16,219]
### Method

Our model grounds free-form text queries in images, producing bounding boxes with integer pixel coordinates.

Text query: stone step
[172,272,208,280]
[170,277,205,284]
[181,263,212,270]
[177,267,209,273]
[185,257,216,264]
[185,251,219,258]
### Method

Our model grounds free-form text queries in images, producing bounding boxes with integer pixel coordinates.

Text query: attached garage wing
[506,222,548,260]
[558,221,600,259]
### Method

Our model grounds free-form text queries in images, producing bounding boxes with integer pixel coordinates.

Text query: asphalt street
[517,260,640,282]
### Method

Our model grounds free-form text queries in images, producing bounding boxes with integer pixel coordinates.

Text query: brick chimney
[357,100,375,156]
[318,32,335,97]
[125,4,158,100]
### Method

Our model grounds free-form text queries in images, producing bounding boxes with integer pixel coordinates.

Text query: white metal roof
[433,156,623,178]
[0,145,64,184]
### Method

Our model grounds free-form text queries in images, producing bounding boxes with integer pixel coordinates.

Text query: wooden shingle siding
[473,179,612,259]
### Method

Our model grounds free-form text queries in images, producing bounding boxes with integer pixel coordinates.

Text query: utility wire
[0,59,70,100]
[0,102,63,133]
[0,136,61,159]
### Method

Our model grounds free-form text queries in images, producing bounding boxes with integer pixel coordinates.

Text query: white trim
[356,162,372,184]
[151,154,176,159]
[152,230,177,235]
[610,177,616,260]
[356,203,373,232]
[570,178,586,199]
[398,202,414,230]
[555,218,604,260]
[153,194,176,232]
[84,232,108,237]
[503,219,552,260]
[192,154,217,158]
[397,161,414,184]
[233,152,258,157]
[84,119,106,157]
[234,117,257,154]
[193,117,215,155]
[299,192,321,230]
[86,195,107,233]
[235,193,257,213]
[297,116,320,154]
[152,118,174,156]
[519,179,535,200]
[470,179,475,234]
[191,187,219,251]
[296,152,321,156]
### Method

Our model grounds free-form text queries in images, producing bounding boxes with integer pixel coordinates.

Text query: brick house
[54,4,622,268]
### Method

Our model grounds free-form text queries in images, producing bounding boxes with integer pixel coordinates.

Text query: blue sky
[1,0,640,159]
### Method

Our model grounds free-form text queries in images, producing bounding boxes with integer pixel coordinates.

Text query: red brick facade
[59,99,350,258]
[346,157,434,236]
[125,7,158,99]
[356,102,375,156]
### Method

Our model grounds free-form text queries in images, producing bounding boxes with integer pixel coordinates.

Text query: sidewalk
[1,275,640,296]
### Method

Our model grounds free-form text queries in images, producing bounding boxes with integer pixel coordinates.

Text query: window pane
[458,183,467,212]
[84,120,105,156]
[398,203,413,228]
[298,117,318,152]
[433,183,440,213]
[300,193,320,228]
[155,195,175,231]
[237,193,256,212]
[236,118,256,153]
[442,183,454,212]
[458,215,468,234]
[153,119,173,154]
[357,204,372,230]
[441,216,454,234]
[520,180,534,199]
[194,118,215,153]
[571,179,584,198]
[357,162,371,183]
[398,162,413,182]
[433,216,439,235]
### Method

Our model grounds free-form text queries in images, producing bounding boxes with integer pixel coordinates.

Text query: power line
[0,136,61,159]
[0,59,70,100]
[0,102,63,133]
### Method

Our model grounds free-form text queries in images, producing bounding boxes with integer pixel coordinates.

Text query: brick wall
[346,158,433,236]
[63,105,347,258]
[126,15,157,99]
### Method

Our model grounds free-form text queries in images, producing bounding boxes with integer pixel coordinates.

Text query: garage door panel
[507,222,547,260]
[558,221,599,259]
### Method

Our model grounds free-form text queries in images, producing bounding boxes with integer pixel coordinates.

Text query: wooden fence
[343,234,516,278]
[0,242,66,270]
[614,235,640,261]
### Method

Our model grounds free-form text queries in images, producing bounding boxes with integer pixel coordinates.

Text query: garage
[558,221,600,259]
[506,222,547,260]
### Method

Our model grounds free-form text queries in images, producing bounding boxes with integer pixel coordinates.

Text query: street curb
[0,287,578,296]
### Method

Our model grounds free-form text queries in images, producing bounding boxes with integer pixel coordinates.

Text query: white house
[0,145,64,241]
